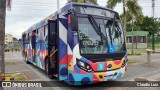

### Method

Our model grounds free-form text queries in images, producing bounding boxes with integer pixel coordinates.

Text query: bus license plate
[104,75,113,80]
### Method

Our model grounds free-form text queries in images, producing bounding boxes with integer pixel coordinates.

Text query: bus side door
[31,30,36,63]
[48,20,58,75]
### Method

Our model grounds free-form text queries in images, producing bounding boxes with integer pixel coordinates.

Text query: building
[5,34,21,51]
[5,34,13,45]
[126,31,149,49]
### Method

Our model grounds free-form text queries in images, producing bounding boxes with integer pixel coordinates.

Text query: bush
[5,49,8,52]
[128,52,142,55]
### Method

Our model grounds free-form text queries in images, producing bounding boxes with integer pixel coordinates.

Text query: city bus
[22,3,128,85]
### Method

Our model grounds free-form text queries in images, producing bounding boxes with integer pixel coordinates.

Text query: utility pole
[57,0,60,11]
[152,0,155,52]
[152,0,155,17]
[123,0,126,32]
[131,18,134,55]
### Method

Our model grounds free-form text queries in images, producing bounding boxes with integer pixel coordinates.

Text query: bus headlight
[78,60,85,67]
[122,58,128,68]
[76,59,93,72]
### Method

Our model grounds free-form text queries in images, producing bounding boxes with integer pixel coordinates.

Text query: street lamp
[57,0,60,11]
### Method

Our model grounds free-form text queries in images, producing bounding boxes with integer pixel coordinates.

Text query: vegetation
[127,16,160,51]
[5,62,16,66]
[127,16,160,35]
[107,0,143,32]
[5,48,21,52]
[128,60,138,64]
[128,52,142,56]
[148,36,160,49]
[0,0,12,75]
[14,73,26,80]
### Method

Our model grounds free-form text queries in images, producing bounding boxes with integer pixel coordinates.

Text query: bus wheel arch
[25,52,30,64]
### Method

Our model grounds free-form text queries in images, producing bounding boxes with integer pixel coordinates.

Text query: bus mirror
[70,14,78,31]
[19,39,22,44]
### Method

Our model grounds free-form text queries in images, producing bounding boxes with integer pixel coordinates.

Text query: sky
[6,0,160,39]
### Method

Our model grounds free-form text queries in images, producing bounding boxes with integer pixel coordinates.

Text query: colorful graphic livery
[22,3,128,85]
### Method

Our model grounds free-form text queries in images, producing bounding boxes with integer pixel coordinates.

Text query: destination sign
[74,6,119,19]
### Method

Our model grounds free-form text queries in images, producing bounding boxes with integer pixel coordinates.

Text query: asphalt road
[4,52,160,90]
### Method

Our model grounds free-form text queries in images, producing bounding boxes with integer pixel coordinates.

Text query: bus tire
[45,58,53,79]
[25,53,30,64]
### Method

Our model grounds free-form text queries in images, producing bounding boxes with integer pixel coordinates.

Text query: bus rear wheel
[45,58,53,79]
[25,53,30,64]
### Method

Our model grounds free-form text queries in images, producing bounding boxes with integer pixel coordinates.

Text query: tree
[120,10,144,33]
[138,17,160,35]
[139,16,160,52]
[126,16,160,51]
[0,0,12,75]
[68,0,97,4]
[107,0,143,55]
[107,0,143,32]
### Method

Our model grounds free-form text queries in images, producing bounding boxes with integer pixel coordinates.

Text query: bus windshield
[78,16,125,54]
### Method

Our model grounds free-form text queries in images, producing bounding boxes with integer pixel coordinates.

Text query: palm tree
[68,0,97,4]
[107,0,143,55]
[107,0,126,32]
[0,0,12,75]
[107,0,143,31]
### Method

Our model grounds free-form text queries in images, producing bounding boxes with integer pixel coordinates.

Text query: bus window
[29,33,31,43]
[104,20,125,53]
[45,25,48,37]
[49,21,57,46]
[36,29,38,42]
[37,29,41,42]
[44,26,46,36]
[22,34,26,44]
[78,17,108,54]
[26,33,30,44]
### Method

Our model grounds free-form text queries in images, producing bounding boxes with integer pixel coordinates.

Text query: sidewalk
[120,53,160,81]
[106,54,160,90]
[5,52,43,81]
[120,59,160,81]
[4,52,55,90]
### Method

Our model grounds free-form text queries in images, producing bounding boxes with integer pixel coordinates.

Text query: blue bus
[22,3,128,85]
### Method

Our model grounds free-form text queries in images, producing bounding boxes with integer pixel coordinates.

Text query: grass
[148,44,160,49]
[128,52,142,56]
[128,60,138,65]
[5,62,16,66]
[14,73,26,80]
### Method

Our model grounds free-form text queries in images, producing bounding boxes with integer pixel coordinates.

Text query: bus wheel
[45,58,53,79]
[25,53,30,64]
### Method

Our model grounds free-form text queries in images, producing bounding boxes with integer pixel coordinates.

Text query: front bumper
[66,65,127,85]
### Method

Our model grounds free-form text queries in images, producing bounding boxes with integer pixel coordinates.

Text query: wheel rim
[46,60,49,74]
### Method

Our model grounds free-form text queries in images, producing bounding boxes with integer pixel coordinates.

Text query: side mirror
[70,14,78,31]
[72,31,77,36]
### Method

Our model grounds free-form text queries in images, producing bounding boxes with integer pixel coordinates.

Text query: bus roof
[22,3,117,35]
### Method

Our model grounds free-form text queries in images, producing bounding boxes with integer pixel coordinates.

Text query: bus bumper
[66,65,127,85]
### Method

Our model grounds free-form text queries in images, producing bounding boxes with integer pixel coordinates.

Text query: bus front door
[48,20,58,76]
[32,30,36,64]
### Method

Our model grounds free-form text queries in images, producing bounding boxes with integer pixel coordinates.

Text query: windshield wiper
[88,15,101,35]
[88,15,108,46]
